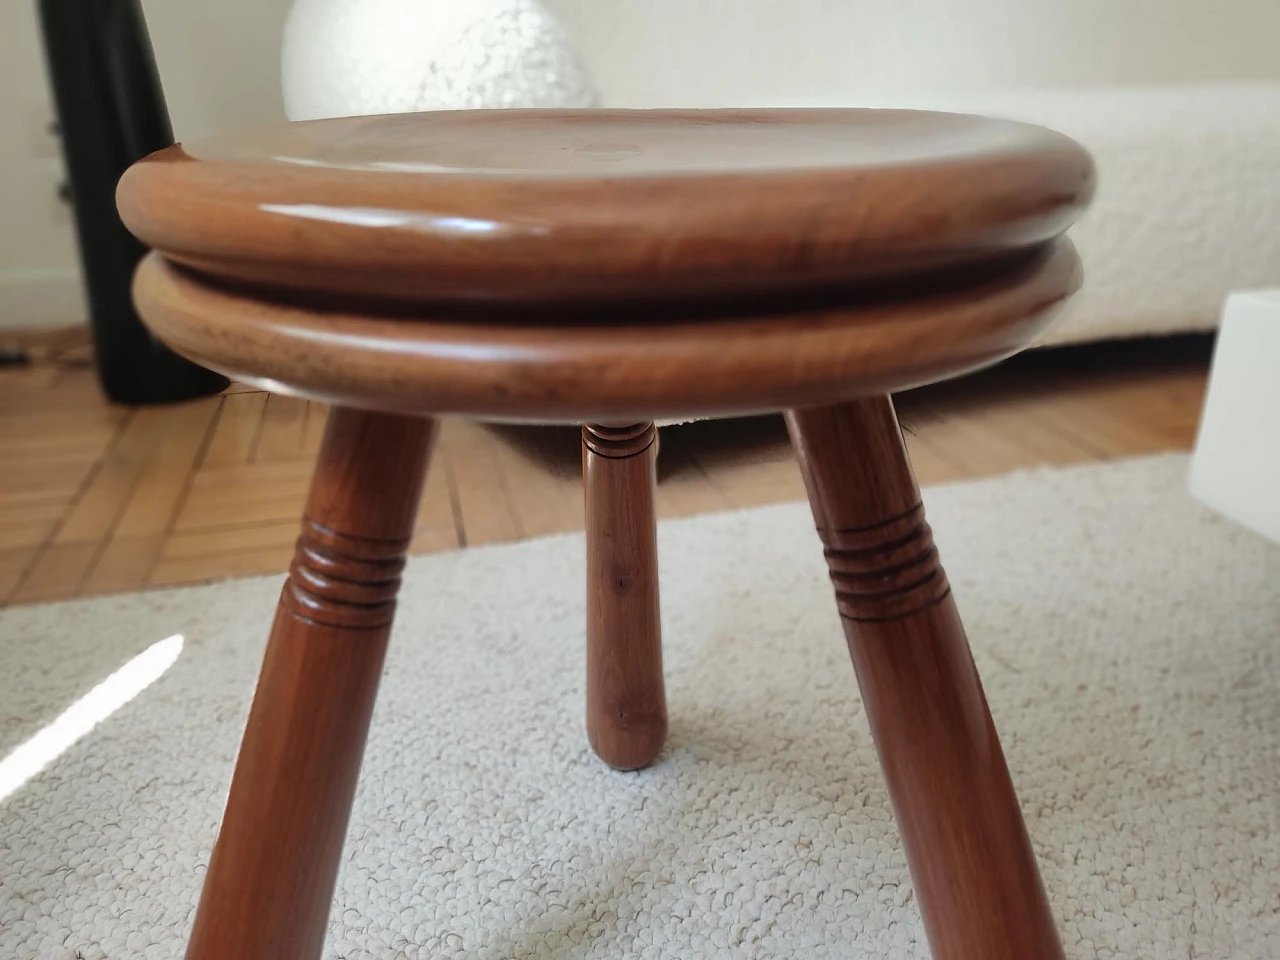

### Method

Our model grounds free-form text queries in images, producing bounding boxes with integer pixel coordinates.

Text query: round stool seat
[118,109,1093,308]
[122,108,1092,422]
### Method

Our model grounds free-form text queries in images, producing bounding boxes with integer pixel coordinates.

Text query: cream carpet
[1,454,1277,959]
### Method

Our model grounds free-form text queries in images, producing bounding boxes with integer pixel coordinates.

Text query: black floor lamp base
[37,0,228,404]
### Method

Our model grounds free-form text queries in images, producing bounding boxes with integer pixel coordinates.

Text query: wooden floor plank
[202,392,269,467]
[0,546,39,604]
[439,420,523,546]
[81,537,165,598]
[0,522,57,551]
[301,402,331,457]
[414,457,461,550]
[0,341,1213,604]
[0,499,72,529]
[252,394,309,462]
[914,411,1062,477]
[681,415,793,470]
[700,457,806,509]
[190,459,317,487]
[174,493,311,534]
[9,543,99,605]
[149,544,296,588]
[654,430,734,520]
[112,397,222,539]
[181,475,314,509]
[0,364,59,396]
[676,417,805,508]
[901,431,969,486]
[1022,393,1175,460]
[161,520,301,563]
[487,430,584,539]
[965,405,1102,468]
[0,488,87,509]
[409,524,463,555]
[0,406,124,434]
[0,460,96,500]
[53,409,162,544]
[0,429,120,458]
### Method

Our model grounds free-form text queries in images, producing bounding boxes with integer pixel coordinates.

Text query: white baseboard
[0,268,87,332]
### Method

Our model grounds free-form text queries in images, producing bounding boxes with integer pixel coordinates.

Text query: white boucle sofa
[542,0,1280,345]
[768,85,1280,347]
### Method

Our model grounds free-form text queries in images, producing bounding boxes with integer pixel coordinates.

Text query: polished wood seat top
[118,109,1093,307]
[122,109,1093,422]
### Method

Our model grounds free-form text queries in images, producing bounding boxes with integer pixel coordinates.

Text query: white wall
[544,0,1280,107]
[0,0,290,330]
[4,0,1279,329]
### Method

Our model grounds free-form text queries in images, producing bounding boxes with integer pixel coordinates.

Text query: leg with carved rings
[185,407,436,960]
[786,398,1064,960]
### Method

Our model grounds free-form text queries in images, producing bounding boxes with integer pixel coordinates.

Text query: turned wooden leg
[786,398,1063,960]
[186,407,436,960]
[582,422,667,770]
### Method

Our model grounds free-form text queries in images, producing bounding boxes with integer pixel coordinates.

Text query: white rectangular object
[1188,290,1280,544]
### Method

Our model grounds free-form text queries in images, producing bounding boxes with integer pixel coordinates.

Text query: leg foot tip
[587,718,667,772]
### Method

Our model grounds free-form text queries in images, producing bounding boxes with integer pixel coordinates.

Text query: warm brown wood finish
[185,407,435,960]
[583,423,666,770]
[786,398,1063,960]
[105,108,1101,957]
[132,241,1080,423]
[117,109,1092,306]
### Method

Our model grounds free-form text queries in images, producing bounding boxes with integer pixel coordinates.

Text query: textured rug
[1,454,1278,959]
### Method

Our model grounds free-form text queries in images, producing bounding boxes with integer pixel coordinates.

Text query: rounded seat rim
[133,239,1081,424]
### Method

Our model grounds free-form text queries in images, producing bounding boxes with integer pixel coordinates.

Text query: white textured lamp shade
[281,0,597,121]
[1189,290,1280,544]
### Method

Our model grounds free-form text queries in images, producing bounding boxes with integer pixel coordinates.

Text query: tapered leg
[186,407,436,960]
[786,398,1063,960]
[582,422,667,770]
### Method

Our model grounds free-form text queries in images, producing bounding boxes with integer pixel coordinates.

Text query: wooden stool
[118,109,1093,960]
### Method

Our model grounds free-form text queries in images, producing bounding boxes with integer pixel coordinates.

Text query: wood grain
[787,398,1063,960]
[582,423,667,771]
[132,241,1081,423]
[117,109,1093,307]
[185,407,435,960]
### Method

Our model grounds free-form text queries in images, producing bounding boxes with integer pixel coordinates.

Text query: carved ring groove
[282,519,409,628]
[582,422,658,459]
[818,503,951,622]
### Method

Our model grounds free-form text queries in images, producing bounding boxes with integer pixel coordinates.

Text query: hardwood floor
[0,330,1211,606]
